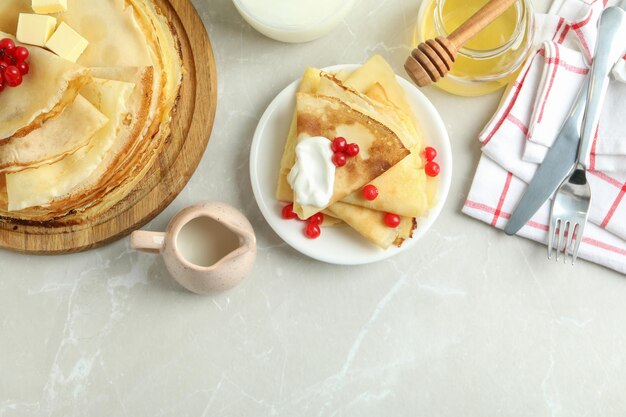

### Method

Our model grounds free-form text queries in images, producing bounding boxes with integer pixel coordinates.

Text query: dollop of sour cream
[287,136,336,208]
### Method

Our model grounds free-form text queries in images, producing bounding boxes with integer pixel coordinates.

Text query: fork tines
[548,218,584,265]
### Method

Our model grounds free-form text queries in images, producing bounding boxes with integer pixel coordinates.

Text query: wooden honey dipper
[405,0,519,87]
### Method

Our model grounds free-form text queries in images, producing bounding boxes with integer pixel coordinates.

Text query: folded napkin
[464,157,626,275]
[523,2,626,171]
[463,0,626,275]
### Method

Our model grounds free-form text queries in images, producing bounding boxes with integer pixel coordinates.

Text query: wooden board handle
[448,0,519,49]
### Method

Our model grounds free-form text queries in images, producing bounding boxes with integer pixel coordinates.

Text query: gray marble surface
[2,0,626,416]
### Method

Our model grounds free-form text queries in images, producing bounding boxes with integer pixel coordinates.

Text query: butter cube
[16,13,57,47]
[32,0,67,14]
[45,22,88,63]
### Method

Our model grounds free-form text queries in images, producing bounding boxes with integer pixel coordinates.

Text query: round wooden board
[0,0,217,254]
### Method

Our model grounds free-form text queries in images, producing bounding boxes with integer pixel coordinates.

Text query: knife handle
[578,6,626,168]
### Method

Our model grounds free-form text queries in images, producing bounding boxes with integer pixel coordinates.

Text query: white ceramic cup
[130,202,256,294]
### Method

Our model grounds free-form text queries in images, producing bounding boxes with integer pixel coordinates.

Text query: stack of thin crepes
[0,0,182,223]
[276,56,438,249]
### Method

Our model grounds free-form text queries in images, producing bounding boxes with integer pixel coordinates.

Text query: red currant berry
[13,46,28,62]
[304,223,321,239]
[331,137,347,153]
[307,213,324,225]
[0,38,15,54]
[16,61,28,75]
[281,203,298,220]
[332,152,347,167]
[6,75,21,87]
[425,161,440,177]
[4,66,21,87]
[362,184,379,201]
[0,81,5,93]
[384,213,401,228]
[423,146,437,161]
[0,61,7,73]
[346,143,360,157]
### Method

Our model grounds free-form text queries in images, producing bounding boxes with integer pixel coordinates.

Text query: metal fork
[548,166,591,262]
[548,6,626,263]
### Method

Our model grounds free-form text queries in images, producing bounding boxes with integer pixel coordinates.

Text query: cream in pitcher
[131,202,257,295]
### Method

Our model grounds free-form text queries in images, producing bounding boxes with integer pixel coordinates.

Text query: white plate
[249,64,452,265]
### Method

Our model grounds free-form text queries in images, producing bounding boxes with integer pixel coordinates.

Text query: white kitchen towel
[463,156,626,275]
[478,48,626,243]
[549,0,626,63]
[465,0,626,273]
[523,42,626,170]
[549,0,607,63]
[521,0,626,171]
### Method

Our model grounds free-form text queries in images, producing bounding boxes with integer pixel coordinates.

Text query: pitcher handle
[130,230,166,254]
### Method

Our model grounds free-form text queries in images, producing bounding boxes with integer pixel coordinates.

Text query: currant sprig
[0,38,30,93]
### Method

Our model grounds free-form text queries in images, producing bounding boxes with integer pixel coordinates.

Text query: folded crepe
[334,58,439,216]
[316,75,432,216]
[5,77,136,212]
[2,65,155,215]
[0,95,108,172]
[276,67,321,202]
[316,73,420,151]
[341,152,430,217]
[293,92,410,220]
[343,55,416,127]
[326,202,415,249]
[0,33,89,142]
[314,64,424,243]
[337,86,435,216]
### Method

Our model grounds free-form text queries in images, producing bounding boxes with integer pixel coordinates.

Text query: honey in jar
[415,0,535,96]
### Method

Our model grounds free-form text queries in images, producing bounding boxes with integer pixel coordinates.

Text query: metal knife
[504,78,588,235]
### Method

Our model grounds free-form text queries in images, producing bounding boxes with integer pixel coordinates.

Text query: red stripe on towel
[589,170,623,189]
[582,237,626,256]
[590,128,599,171]
[552,18,565,41]
[570,7,594,29]
[464,200,626,257]
[601,184,626,229]
[557,24,570,44]
[506,114,529,136]
[538,46,561,123]
[538,49,589,74]
[482,55,537,146]
[491,172,513,227]
[570,3,598,62]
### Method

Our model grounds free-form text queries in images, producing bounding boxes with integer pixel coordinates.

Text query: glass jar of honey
[415,0,534,96]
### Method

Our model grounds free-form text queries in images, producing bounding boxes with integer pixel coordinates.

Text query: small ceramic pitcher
[130,202,256,294]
